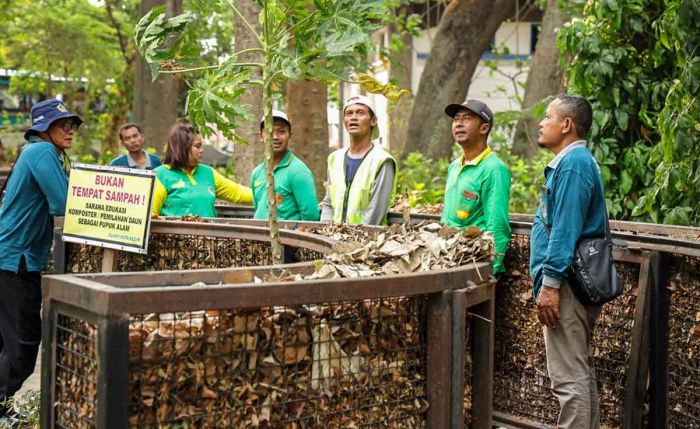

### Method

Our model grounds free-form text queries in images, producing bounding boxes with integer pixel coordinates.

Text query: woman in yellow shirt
[151,121,252,217]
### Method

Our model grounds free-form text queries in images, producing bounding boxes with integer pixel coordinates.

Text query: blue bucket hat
[24,99,83,139]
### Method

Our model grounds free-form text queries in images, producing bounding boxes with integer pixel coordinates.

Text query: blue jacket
[530,142,607,298]
[0,140,68,272]
[110,152,162,170]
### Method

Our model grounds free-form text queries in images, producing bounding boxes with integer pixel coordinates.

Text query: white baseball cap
[343,95,379,140]
[260,109,291,130]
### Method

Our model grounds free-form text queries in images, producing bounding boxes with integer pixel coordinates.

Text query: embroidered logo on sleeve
[462,190,478,200]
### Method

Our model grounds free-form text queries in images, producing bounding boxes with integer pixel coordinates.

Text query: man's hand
[537,286,560,328]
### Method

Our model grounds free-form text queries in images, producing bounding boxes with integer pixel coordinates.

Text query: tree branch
[104,0,132,66]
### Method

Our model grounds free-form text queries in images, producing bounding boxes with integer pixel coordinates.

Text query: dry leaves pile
[55,317,98,428]
[126,299,427,428]
[666,255,700,427]
[392,195,444,215]
[67,236,274,274]
[292,222,494,282]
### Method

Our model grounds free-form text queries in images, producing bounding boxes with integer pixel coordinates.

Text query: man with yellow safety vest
[441,99,511,275]
[320,95,397,225]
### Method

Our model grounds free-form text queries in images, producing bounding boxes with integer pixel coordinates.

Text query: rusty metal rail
[52,219,335,274]
[214,205,700,258]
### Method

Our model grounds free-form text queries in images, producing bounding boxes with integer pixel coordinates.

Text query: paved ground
[16,353,41,395]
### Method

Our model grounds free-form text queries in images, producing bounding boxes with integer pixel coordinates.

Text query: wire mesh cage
[126,297,428,428]
[667,254,700,429]
[65,234,274,274]
[54,315,97,429]
[462,318,472,427]
[492,233,641,427]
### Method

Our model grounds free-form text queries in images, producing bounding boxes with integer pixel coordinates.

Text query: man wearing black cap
[441,99,511,275]
[0,99,81,422]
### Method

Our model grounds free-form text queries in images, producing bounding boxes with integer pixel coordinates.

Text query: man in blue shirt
[530,94,607,429]
[110,123,161,170]
[0,99,81,423]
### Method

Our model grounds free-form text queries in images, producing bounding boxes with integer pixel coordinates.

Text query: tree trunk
[105,0,136,157]
[403,0,516,161]
[133,0,182,152]
[388,30,413,158]
[232,0,263,185]
[286,80,329,197]
[512,0,568,157]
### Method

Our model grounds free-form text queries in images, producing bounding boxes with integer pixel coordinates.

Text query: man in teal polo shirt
[110,123,161,170]
[0,99,82,423]
[441,99,511,274]
[251,110,319,221]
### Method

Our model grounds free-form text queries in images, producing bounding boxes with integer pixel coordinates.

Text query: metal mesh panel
[127,297,428,428]
[493,233,640,427]
[667,255,700,428]
[55,314,98,429]
[293,247,325,262]
[66,234,272,273]
[463,319,472,427]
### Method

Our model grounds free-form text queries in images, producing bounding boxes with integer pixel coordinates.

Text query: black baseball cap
[445,99,494,125]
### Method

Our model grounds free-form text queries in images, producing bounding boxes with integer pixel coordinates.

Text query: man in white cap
[320,95,397,225]
[251,110,319,221]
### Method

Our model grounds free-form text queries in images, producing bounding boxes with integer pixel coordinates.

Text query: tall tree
[286,80,329,196]
[403,0,516,161]
[231,0,263,184]
[387,30,414,157]
[104,0,139,155]
[133,0,182,151]
[511,0,569,157]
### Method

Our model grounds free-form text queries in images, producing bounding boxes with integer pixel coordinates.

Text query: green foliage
[135,0,385,141]
[0,0,141,162]
[396,152,449,207]
[0,390,40,428]
[1,0,126,96]
[498,148,553,214]
[558,0,699,225]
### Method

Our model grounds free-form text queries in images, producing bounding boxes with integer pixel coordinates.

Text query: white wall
[412,22,535,112]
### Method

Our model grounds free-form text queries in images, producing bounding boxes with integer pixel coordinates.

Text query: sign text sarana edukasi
[63,164,155,253]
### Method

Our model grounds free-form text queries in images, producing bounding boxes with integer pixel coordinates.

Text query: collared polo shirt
[110,151,162,170]
[441,147,511,274]
[251,150,319,221]
[152,164,252,217]
[0,140,68,272]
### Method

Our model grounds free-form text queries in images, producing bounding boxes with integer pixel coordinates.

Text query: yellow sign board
[63,164,156,254]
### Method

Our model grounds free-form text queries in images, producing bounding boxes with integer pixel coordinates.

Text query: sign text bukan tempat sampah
[63,164,155,254]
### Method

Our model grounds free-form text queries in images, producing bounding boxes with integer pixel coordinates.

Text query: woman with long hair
[151,121,252,217]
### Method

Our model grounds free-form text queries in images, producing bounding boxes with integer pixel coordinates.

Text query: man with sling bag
[529,94,618,429]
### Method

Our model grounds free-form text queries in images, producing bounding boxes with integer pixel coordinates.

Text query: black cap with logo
[444,99,494,126]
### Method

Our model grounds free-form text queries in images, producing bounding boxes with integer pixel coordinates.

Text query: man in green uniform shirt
[251,110,319,221]
[441,99,511,274]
